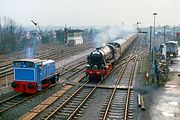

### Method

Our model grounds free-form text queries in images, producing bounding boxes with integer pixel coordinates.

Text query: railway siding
[19,73,86,120]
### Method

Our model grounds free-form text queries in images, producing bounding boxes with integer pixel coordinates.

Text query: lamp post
[152,13,157,84]
[153,13,157,45]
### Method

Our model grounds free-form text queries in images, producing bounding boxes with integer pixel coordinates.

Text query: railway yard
[0,33,180,120]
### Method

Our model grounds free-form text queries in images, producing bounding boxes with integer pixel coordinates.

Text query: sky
[0,0,180,27]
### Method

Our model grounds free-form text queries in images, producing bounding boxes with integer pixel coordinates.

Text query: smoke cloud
[25,47,34,58]
[24,31,40,59]
[93,24,136,47]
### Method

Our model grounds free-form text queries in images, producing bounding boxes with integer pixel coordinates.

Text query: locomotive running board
[84,84,133,90]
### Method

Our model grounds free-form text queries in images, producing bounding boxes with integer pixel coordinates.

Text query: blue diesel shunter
[11,59,59,93]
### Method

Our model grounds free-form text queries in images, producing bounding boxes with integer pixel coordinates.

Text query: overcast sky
[0,0,179,27]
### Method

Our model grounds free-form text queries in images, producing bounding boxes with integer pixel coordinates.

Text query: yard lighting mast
[153,13,157,44]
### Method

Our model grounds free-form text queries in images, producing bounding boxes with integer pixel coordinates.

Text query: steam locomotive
[11,59,59,94]
[86,34,137,80]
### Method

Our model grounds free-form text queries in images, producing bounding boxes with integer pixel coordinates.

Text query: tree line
[0,16,100,55]
[0,16,24,54]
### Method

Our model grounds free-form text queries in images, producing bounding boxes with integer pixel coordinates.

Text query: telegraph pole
[148,26,153,84]
[163,26,166,43]
[173,27,176,41]
[149,26,152,54]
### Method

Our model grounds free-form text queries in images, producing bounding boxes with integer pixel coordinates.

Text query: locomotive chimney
[96,47,101,50]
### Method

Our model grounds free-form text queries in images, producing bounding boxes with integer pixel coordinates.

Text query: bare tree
[0,16,24,54]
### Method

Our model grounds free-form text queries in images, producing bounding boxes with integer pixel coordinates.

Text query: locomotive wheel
[55,73,59,81]
[51,77,56,84]
[51,74,59,84]
[11,82,17,88]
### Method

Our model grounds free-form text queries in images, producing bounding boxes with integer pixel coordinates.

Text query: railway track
[18,53,137,120]
[99,49,138,120]
[43,81,95,120]
[0,44,92,78]
[0,61,87,115]
[1,34,148,119]
[19,55,127,120]
[42,52,139,120]
[55,59,86,75]
[0,83,63,114]
[58,61,87,84]
[0,45,60,66]
[0,93,34,113]
[77,35,143,120]
[19,74,87,120]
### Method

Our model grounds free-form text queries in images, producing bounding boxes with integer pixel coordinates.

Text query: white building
[67,30,83,45]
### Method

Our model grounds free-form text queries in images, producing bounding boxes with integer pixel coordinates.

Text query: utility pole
[149,26,152,54]
[173,27,176,41]
[148,26,153,84]
[64,24,68,44]
[163,26,166,43]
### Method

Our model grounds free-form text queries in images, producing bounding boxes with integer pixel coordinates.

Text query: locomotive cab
[12,59,38,93]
